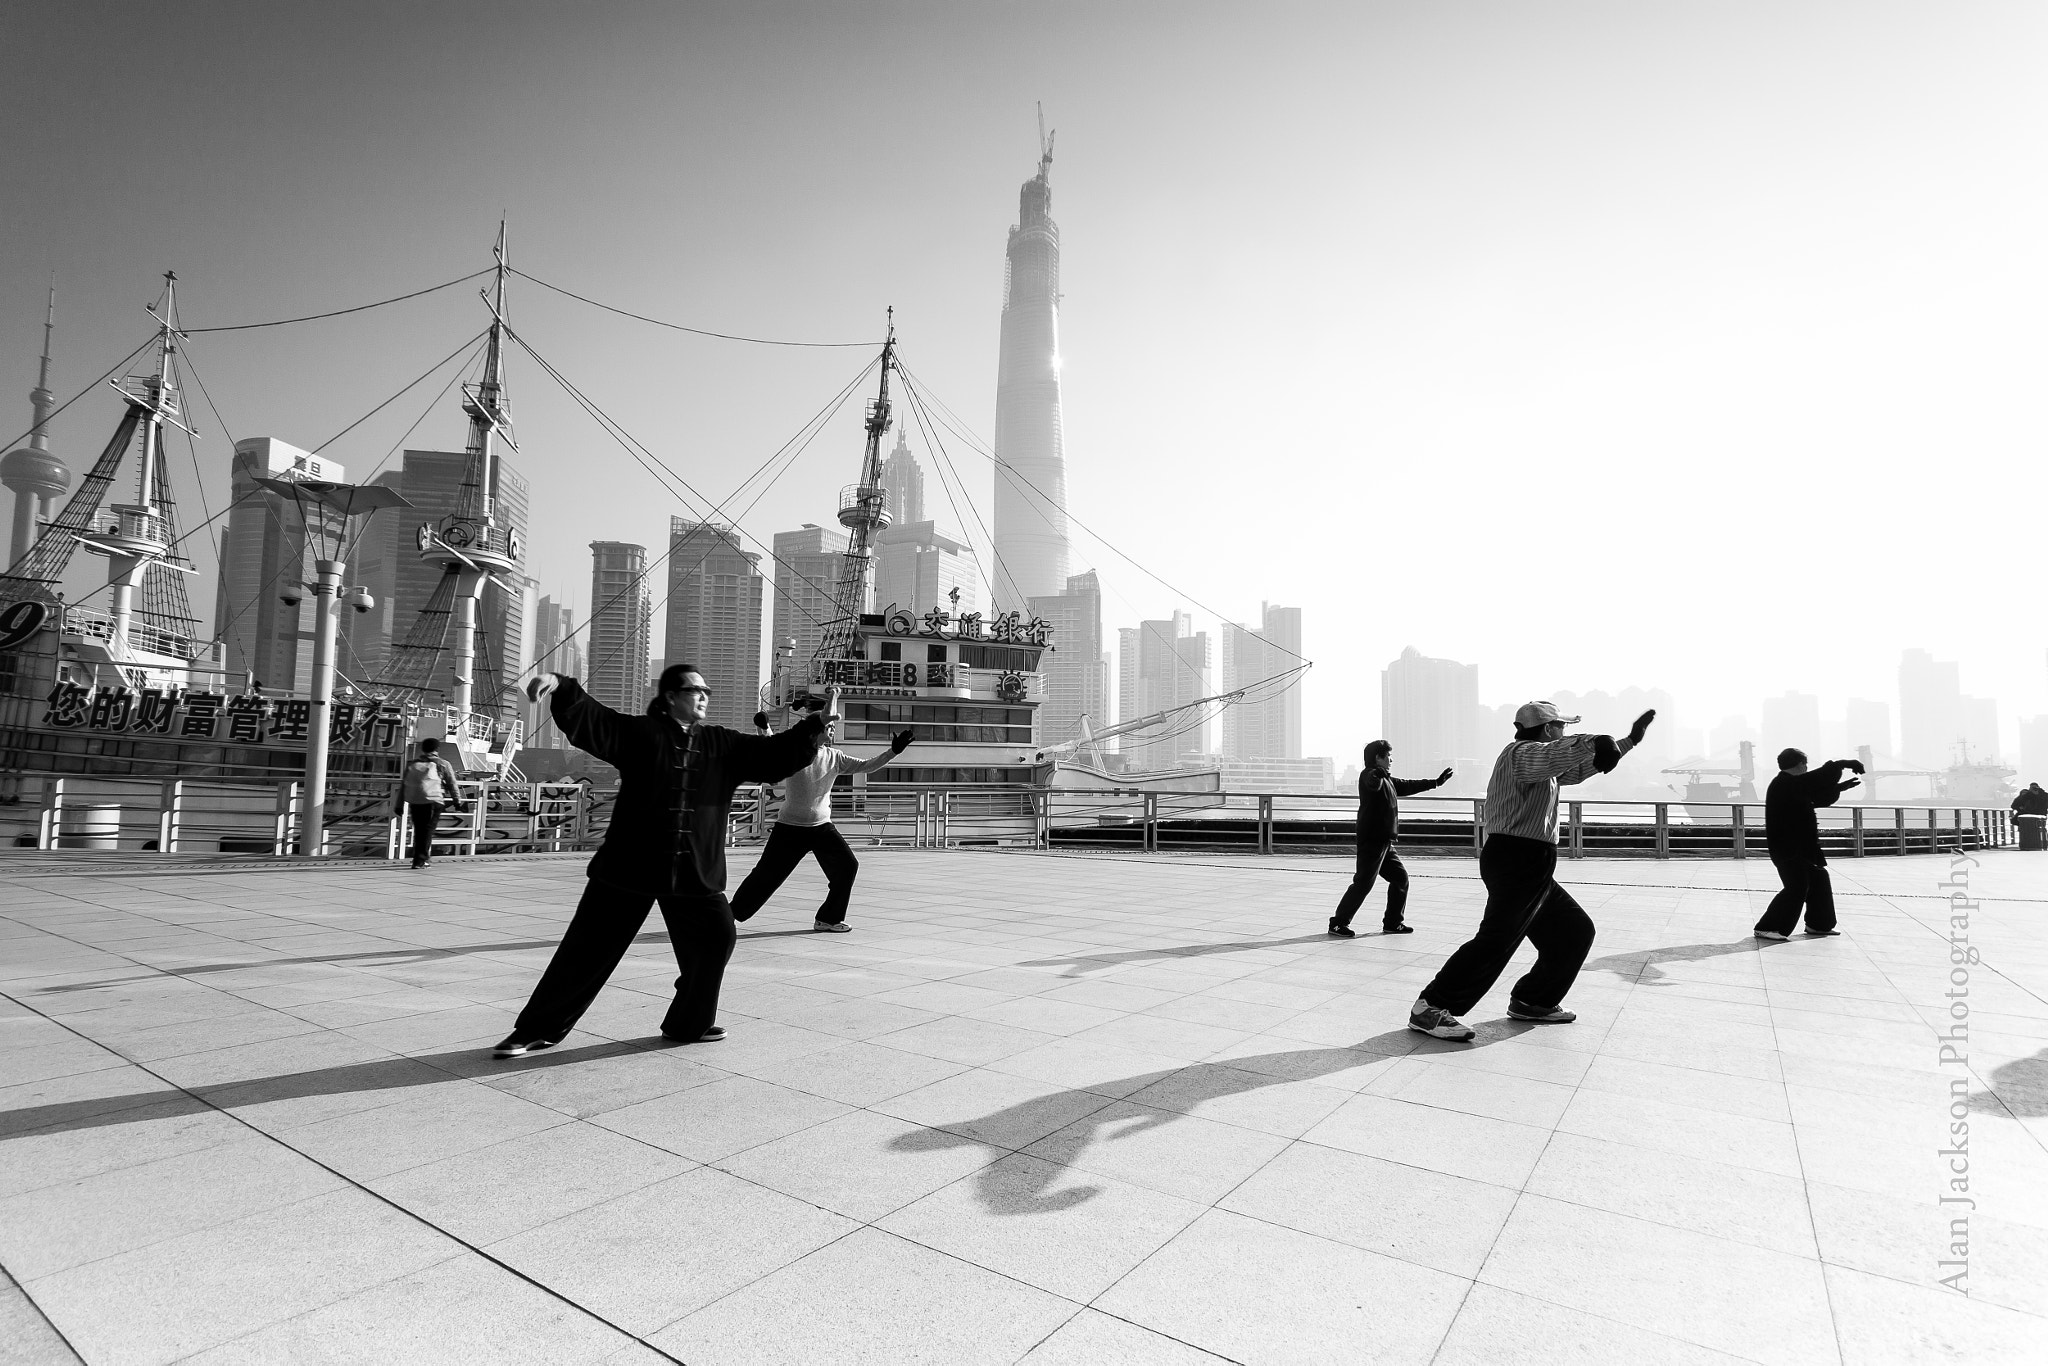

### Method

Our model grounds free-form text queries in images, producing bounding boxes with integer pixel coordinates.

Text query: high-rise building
[586,542,650,713]
[990,141,1070,608]
[1962,696,2000,763]
[880,427,925,525]
[385,449,530,711]
[1118,612,1210,770]
[2020,715,2048,788]
[1029,570,1107,749]
[1899,648,1963,769]
[876,522,978,621]
[666,518,763,730]
[1222,604,1303,761]
[341,469,406,677]
[526,594,582,747]
[1760,691,1822,763]
[771,524,848,670]
[212,438,350,692]
[1381,646,1479,776]
[1845,698,1892,758]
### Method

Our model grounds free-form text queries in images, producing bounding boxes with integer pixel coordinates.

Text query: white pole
[304,557,345,855]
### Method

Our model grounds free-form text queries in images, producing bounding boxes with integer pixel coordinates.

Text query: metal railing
[3,780,2015,861]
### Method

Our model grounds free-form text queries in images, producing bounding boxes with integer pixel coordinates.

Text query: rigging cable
[508,268,879,349]
[176,267,494,334]
[0,335,158,457]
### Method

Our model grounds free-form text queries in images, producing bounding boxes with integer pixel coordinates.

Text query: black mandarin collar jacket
[548,677,827,897]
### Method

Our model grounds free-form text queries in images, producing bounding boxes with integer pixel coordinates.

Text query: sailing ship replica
[777,316,1055,792]
[0,274,474,852]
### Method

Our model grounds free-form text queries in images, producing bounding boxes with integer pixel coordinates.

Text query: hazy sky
[5,1,2044,764]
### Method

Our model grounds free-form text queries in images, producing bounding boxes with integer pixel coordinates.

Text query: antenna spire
[1036,102,1054,180]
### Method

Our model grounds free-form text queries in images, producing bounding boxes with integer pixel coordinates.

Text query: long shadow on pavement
[889,1020,1536,1213]
[1018,934,1345,978]
[1583,939,1765,985]
[0,1037,683,1140]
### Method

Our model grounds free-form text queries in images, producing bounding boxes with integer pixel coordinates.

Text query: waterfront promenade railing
[3,778,2013,860]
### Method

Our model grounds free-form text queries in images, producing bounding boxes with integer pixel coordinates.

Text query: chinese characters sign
[42,682,406,748]
[881,607,1052,647]
[818,660,959,689]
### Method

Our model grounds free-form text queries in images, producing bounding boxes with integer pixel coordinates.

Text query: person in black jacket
[491,664,827,1058]
[1754,747,1864,940]
[1329,740,1452,937]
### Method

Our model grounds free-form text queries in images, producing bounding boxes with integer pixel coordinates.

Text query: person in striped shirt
[1408,700,1655,1041]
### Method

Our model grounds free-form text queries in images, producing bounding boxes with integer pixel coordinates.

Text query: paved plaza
[2,844,2045,1364]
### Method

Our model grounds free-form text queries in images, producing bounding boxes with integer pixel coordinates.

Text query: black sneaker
[492,1033,558,1059]
[1383,923,1414,935]
[661,1025,726,1043]
[1507,999,1577,1023]
[1327,920,1355,938]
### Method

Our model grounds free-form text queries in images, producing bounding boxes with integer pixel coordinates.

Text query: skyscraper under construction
[991,132,1070,610]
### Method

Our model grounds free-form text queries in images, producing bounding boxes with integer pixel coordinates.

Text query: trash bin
[58,804,121,850]
[2019,815,2045,851]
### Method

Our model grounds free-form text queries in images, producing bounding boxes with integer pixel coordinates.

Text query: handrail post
[471,782,486,857]
[274,782,295,857]
[1928,806,1938,854]
[1654,803,1669,859]
[1896,806,1906,854]
[158,780,180,854]
[1852,805,1865,857]
[1567,801,1583,859]
[1471,799,1484,857]
[1258,794,1273,855]
[938,789,950,848]
[1731,802,1745,859]
[38,777,63,850]
[1144,792,1158,853]
[1037,787,1050,849]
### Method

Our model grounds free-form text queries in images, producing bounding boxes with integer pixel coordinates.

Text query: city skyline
[5,3,2043,767]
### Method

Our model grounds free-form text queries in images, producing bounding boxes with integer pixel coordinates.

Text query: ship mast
[814,312,897,666]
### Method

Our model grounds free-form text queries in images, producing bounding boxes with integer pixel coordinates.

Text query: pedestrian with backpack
[401,737,462,869]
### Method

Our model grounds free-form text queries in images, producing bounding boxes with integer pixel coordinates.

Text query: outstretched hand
[1437,767,1454,784]
[752,711,770,732]
[524,672,558,704]
[1627,709,1657,745]
[1844,758,1867,775]
[890,729,914,754]
[1838,778,1862,793]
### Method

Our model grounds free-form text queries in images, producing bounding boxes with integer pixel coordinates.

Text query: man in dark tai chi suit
[1753,747,1862,940]
[1408,701,1655,1041]
[491,664,826,1058]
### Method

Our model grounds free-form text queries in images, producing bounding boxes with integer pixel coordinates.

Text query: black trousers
[407,803,444,866]
[731,822,859,924]
[1422,834,1594,1016]
[1756,855,1836,935]
[511,878,736,1043]
[1332,843,1410,929]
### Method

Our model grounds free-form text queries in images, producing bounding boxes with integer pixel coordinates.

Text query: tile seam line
[0,1257,89,1365]
[1762,945,1849,1365]
[0,986,689,1366]
[1841,863,2048,1161]
[1429,978,1629,1366]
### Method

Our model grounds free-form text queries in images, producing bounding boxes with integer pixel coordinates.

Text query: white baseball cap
[1515,700,1581,728]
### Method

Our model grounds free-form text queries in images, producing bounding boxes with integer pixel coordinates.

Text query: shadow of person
[1016,933,1346,979]
[1582,939,1765,985]
[0,1038,659,1141]
[1970,1047,2048,1116]
[886,1021,1535,1214]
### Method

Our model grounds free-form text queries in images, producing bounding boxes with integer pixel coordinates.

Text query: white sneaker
[1754,929,1790,941]
[1407,1003,1475,1041]
[813,920,851,933]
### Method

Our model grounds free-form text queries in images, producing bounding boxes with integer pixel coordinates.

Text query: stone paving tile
[2,848,2046,1362]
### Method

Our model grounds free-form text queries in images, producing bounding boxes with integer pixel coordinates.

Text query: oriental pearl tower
[990,123,1070,610]
[2,291,70,566]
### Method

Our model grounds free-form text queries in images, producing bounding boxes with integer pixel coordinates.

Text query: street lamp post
[256,475,411,856]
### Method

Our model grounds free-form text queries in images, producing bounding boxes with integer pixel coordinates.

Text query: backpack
[402,758,450,805]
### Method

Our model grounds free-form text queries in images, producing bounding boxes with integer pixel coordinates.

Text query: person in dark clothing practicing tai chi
[731,693,913,933]
[1329,740,1451,936]
[491,664,828,1058]
[1753,747,1863,940]
[1409,700,1655,1040]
